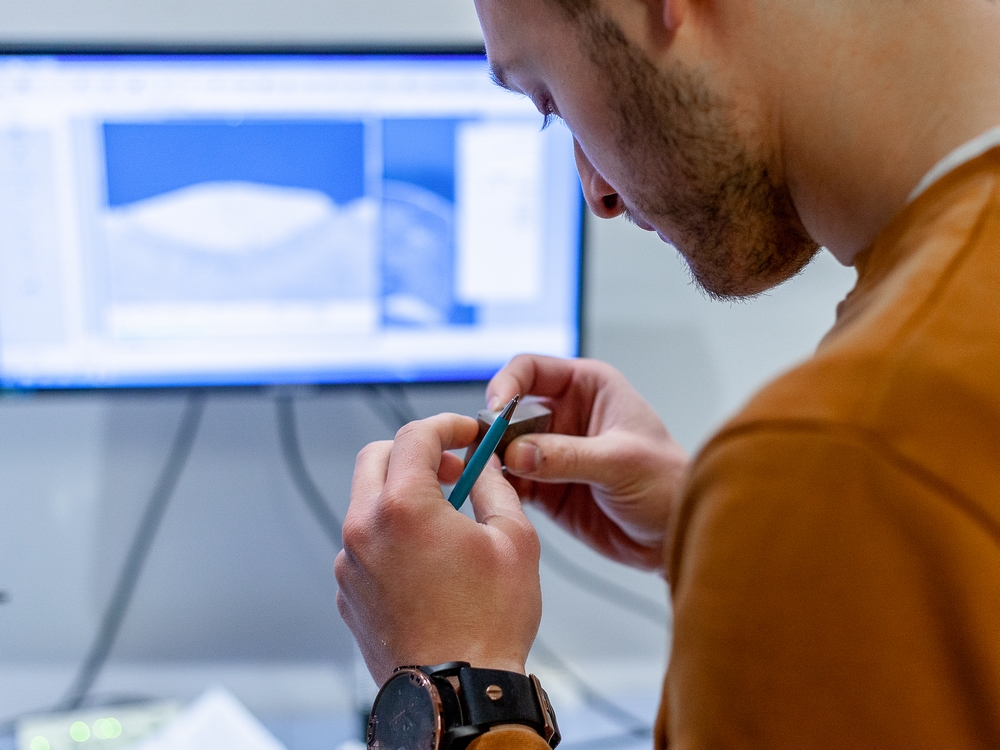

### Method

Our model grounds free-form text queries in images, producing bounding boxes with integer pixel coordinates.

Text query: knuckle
[517,523,541,562]
[355,440,391,467]
[375,487,413,526]
[333,552,348,584]
[335,590,350,621]
[507,353,535,380]
[585,356,622,382]
[340,515,370,557]
[493,511,540,560]
[393,419,423,441]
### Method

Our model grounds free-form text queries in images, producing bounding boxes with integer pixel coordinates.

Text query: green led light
[69,721,90,742]
[93,718,122,740]
[30,736,50,750]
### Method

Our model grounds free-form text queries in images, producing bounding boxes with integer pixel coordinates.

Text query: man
[335,0,1000,746]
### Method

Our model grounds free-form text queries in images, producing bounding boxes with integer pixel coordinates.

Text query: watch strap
[457,666,545,730]
[421,663,560,749]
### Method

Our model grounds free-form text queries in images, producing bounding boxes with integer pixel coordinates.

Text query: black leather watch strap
[457,666,545,730]
[421,662,561,749]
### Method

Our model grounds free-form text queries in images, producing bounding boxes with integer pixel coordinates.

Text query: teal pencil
[447,395,519,510]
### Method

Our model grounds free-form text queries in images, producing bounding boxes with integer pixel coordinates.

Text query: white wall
[586,217,855,452]
[0,0,483,45]
[0,0,858,724]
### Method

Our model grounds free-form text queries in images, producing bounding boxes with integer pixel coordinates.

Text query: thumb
[504,431,647,488]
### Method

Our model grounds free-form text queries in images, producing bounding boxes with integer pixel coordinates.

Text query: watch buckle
[529,674,561,748]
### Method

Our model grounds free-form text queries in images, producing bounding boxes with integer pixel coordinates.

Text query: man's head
[477,0,820,298]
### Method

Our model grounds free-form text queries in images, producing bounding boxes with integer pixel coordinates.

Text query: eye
[541,112,560,130]
[538,97,563,131]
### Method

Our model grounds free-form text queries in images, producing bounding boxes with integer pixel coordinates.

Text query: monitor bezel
[0,44,587,395]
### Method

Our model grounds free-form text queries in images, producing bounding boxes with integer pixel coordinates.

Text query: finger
[486,354,579,410]
[349,440,394,516]
[503,430,651,488]
[469,458,532,538]
[382,413,479,501]
[438,450,467,484]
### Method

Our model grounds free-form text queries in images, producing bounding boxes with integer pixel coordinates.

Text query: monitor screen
[0,51,582,388]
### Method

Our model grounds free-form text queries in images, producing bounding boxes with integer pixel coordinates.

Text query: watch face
[368,669,443,750]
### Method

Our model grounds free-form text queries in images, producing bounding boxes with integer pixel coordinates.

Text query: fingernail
[488,395,503,411]
[506,440,540,473]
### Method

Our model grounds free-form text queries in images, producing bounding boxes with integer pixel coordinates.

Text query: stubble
[578,11,820,299]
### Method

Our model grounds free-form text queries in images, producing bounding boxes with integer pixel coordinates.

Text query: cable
[378,384,419,424]
[58,392,207,712]
[361,383,418,434]
[536,529,669,629]
[275,395,342,550]
[530,639,652,737]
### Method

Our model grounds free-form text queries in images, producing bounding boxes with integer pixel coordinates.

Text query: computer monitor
[0,49,583,388]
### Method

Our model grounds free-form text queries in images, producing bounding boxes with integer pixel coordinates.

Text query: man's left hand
[335,412,542,685]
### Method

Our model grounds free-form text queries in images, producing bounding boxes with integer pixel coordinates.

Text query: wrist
[368,662,560,749]
[468,658,526,676]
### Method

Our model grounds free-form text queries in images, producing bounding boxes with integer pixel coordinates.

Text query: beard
[577,13,820,299]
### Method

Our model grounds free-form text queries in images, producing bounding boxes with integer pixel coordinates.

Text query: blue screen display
[0,53,582,388]
[104,120,368,207]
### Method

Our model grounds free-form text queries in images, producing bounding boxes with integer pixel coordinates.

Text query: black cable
[379,384,419,424]
[361,383,418,434]
[275,395,342,550]
[536,530,669,629]
[530,638,652,736]
[58,392,207,712]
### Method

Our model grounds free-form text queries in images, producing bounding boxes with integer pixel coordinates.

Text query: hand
[335,413,542,686]
[487,355,689,571]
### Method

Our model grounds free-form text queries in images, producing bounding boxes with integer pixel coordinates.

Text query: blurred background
[0,0,857,748]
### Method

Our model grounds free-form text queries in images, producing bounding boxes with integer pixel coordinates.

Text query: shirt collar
[908,125,1000,203]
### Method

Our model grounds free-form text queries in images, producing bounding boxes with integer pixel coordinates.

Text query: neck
[760,1,1000,265]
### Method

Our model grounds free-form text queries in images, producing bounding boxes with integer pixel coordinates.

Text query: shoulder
[667,149,1000,623]
[660,149,1000,750]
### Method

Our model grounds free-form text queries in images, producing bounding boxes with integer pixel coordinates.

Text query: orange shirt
[662,148,1000,747]
[472,149,1000,750]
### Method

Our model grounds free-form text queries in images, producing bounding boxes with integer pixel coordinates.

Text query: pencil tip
[500,395,519,420]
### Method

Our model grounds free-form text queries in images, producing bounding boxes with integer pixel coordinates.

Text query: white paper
[129,688,286,750]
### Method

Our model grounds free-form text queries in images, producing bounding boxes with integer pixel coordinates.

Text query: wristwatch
[367,661,561,750]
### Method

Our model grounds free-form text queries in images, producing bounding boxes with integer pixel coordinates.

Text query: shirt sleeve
[467,725,550,750]
[661,425,1000,749]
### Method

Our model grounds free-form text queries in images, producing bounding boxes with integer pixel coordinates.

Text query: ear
[662,0,688,32]
[634,0,688,48]
[599,0,688,51]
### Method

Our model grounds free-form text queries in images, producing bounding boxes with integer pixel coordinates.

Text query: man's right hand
[486,354,689,572]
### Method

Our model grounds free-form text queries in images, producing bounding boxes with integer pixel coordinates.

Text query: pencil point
[499,395,520,420]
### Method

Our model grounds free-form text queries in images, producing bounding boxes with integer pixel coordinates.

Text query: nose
[574,138,626,219]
